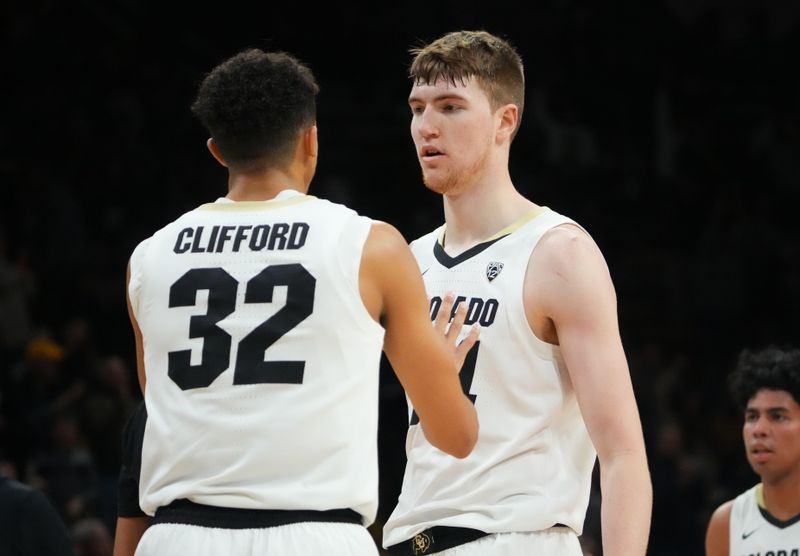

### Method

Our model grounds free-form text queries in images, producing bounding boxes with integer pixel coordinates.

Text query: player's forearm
[113,517,151,556]
[420,396,478,458]
[599,448,652,556]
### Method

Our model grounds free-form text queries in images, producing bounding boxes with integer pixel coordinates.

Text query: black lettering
[479,299,499,327]
[465,298,484,325]
[174,228,193,253]
[215,226,235,252]
[777,550,787,556]
[268,223,290,250]
[250,225,270,250]
[766,551,775,556]
[190,226,205,253]
[206,226,220,252]
[790,549,799,556]
[428,295,500,327]
[233,225,252,252]
[288,222,309,248]
[429,297,442,320]
[449,296,467,320]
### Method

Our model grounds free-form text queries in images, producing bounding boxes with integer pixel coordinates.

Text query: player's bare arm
[705,501,732,556]
[360,221,479,458]
[113,516,152,556]
[524,224,652,556]
[126,259,146,393]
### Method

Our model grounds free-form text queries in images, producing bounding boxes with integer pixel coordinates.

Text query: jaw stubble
[420,143,491,196]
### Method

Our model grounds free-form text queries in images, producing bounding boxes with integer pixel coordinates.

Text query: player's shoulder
[129,201,224,252]
[298,194,368,218]
[538,221,594,250]
[706,498,733,556]
[709,498,735,525]
[364,220,409,255]
[532,222,605,273]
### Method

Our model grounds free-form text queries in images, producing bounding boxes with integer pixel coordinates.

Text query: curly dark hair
[191,48,319,169]
[728,345,800,409]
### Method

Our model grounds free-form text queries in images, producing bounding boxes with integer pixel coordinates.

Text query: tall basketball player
[123,48,479,556]
[383,30,651,556]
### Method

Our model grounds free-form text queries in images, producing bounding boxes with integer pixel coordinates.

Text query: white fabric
[384,209,596,546]
[434,528,582,556]
[135,521,378,556]
[729,484,800,555]
[129,191,385,525]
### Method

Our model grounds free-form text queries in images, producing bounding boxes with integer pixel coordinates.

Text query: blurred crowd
[1,1,799,554]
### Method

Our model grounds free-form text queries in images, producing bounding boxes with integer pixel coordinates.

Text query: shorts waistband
[386,524,571,556]
[153,499,362,529]
[387,526,489,556]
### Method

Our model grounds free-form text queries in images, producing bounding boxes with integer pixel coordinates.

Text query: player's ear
[495,104,519,143]
[303,124,318,160]
[206,138,229,168]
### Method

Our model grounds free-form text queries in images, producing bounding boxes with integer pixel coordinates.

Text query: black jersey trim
[153,499,362,529]
[432,235,508,269]
[758,504,800,529]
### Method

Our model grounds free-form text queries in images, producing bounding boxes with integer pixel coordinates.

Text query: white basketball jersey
[384,207,597,546]
[128,190,385,525]
[729,484,800,555]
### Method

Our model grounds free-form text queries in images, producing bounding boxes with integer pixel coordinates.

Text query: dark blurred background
[1,1,799,554]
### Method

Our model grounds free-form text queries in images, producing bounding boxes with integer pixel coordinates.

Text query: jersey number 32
[167,263,315,390]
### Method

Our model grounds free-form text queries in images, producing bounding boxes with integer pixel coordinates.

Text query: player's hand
[434,292,480,371]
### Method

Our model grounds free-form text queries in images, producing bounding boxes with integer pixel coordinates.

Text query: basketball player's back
[131,191,384,519]
[120,48,478,556]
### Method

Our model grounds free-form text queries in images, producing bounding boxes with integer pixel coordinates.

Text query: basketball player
[705,346,800,556]
[124,49,479,556]
[382,31,651,555]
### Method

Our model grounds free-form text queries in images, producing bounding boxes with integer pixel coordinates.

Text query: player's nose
[416,108,440,139]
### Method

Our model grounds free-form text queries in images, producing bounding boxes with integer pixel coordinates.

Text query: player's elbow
[446,432,478,459]
[430,430,478,459]
[425,408,479,458]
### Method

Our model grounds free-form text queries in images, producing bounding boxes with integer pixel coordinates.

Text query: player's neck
[761,472,800,520]
[441,175,536,255]
[225,168,308,201]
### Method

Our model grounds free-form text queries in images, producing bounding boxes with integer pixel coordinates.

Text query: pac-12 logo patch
[412,532,433,554]
[486,261,504,282]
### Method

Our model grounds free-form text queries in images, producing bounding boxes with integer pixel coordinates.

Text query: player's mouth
[749,445,773,463]
[420,145,445,161]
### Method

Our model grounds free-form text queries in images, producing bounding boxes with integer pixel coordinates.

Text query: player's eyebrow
[746,406,790,414]
[408,92,469,105]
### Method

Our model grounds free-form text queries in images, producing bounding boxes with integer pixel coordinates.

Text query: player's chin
[422,172,456,195]
[747,453,779,475]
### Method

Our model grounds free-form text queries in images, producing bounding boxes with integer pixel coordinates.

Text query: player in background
[0,474,75,556]
[706,346,800,556]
